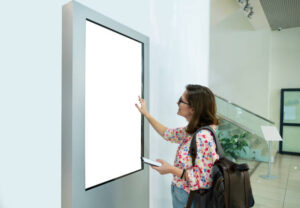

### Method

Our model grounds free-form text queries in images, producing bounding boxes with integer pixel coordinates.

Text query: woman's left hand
[151,159,173,175]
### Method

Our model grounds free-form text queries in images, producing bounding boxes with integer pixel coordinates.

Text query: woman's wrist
[170,166,183,178]
[144,112,150,119]
[169,166,189,181]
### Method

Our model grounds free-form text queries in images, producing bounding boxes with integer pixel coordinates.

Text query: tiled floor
[250,153,300,208]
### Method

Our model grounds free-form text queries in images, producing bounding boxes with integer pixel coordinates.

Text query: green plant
[218,132,249,160]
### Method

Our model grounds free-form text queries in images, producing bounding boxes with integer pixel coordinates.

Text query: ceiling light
[244,0,250,12]
[248,8,254,18]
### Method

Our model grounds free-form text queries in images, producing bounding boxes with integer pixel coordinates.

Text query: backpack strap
[218,159,230,208]
[185,191,195,208]
[189,126,225,166]
[244,171,250,208]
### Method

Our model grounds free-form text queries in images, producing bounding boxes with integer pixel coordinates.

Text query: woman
[135,84,220,208]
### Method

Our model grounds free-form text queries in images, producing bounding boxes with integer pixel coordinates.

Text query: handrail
[215,95,275,124]
[217,113,263,139]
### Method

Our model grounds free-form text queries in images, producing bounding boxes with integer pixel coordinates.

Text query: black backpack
[185,126,255,208]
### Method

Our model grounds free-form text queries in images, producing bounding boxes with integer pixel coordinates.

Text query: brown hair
[185,84,219,134]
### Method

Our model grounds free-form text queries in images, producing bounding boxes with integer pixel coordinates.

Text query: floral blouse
[163,126,219,193]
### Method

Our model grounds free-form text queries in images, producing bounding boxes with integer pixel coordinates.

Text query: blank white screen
[85,20,142,189]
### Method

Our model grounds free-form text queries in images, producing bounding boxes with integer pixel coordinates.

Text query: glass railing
[215,95,277,171]
[215,95,274,138]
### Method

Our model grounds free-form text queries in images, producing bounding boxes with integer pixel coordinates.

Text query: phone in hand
[141,157,161,167]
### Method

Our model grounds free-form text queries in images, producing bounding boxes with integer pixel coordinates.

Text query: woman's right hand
[135,96,167,136]
[135,96,149,116]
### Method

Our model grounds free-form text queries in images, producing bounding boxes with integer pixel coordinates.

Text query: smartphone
[141,157,161,167]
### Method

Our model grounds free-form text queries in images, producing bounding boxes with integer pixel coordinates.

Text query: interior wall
[210,0,238,27]
[149,0,210,207]
[209,9,271,118]
[0,0,150,208]
[0,0,211,207]
[269,27,300,128]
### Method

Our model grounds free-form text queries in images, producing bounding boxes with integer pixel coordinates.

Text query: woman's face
[177,91,194,121]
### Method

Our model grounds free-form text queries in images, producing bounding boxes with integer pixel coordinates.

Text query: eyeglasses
[178,97,189,105]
